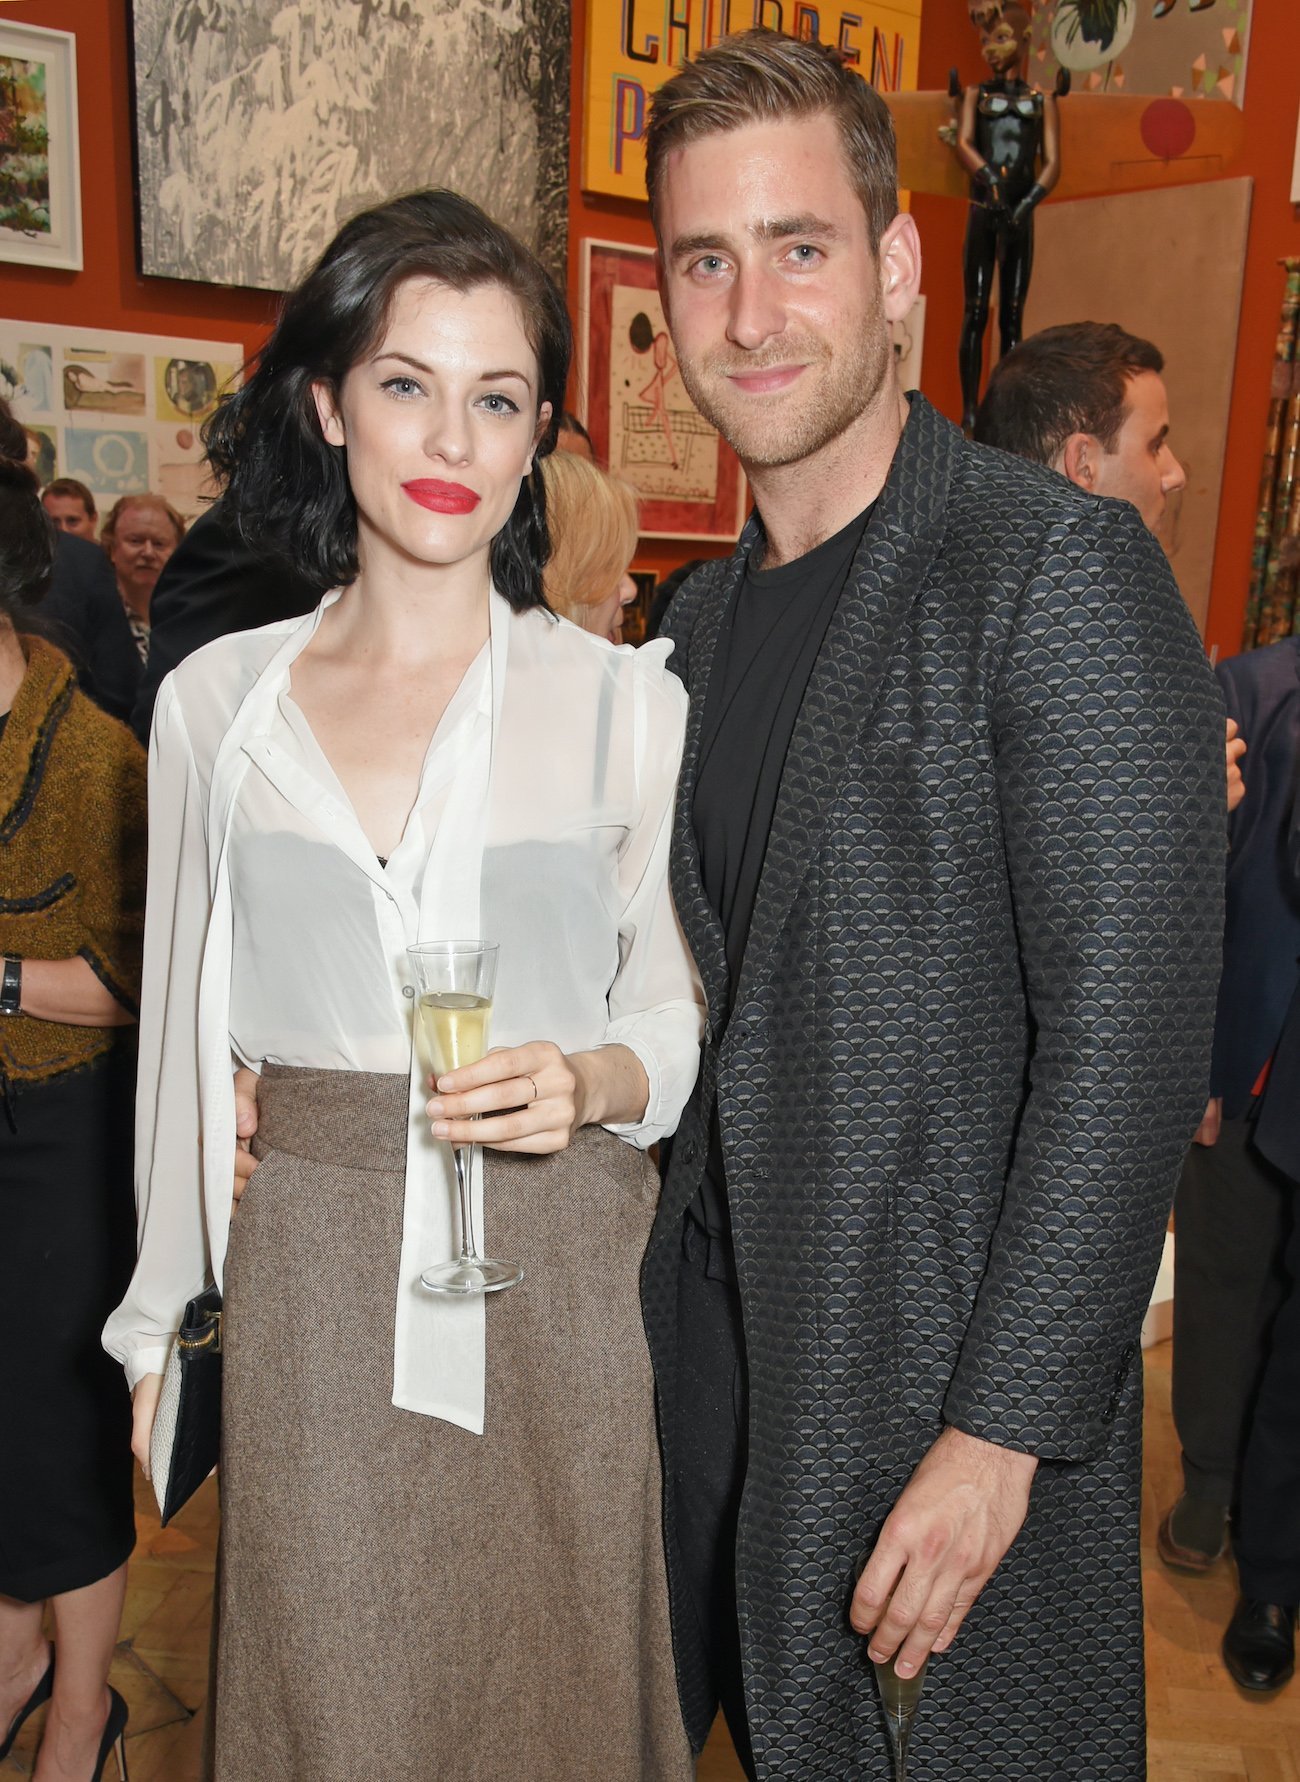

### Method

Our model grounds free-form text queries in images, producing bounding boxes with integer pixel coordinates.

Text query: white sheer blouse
[103,590,705,1432]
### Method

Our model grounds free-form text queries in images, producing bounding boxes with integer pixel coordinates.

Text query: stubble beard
[673,319,895,474]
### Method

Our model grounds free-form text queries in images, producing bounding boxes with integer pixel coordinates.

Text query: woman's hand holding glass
[426,1041,647,1153]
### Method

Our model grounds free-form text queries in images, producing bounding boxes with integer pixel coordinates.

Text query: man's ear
[1057,432,1097,492]
[312,380,345,448]
[877,213,923,325]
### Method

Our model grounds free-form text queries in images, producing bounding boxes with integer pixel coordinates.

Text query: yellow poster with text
[582,0,924,202]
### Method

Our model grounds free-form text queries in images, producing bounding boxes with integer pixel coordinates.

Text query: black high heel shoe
[91,1686,129,1781]
[0,1648,54,1760]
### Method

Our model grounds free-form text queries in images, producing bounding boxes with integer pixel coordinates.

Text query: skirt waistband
[254,1064,409,1173]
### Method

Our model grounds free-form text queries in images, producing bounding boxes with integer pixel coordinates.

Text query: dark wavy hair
[204,190,572,609]
[0,458,55,623]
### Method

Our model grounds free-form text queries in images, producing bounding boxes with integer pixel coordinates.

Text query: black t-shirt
[689,501,874,1242]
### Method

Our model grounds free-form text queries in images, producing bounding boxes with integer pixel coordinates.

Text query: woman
[105,190,704,1781]
[541,451,641,644]
[99,495,185,662]
[0,459,144,1782]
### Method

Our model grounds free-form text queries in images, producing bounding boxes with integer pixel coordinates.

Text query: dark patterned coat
[642,397,1225,1780]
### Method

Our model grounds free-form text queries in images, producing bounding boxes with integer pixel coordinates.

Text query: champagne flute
[871,1653,928,1782]
[406,941,523,1295]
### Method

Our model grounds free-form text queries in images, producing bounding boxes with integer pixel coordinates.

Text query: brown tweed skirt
[213,1065,691,1782]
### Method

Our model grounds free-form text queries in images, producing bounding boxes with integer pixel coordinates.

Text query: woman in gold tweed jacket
[0,460,145,1781]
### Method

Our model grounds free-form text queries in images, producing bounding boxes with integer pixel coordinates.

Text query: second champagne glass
[407,941,523,1295]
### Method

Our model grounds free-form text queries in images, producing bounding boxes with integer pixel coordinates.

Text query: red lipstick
[402,479,481,514]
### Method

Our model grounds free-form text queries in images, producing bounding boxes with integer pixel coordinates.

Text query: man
[640,31,1224,1779]
[978,325,1297,1642]
[975,320,1245,808]
[1211,651,1300,1693]
[42,476,99,541]
[973,320,1186,532]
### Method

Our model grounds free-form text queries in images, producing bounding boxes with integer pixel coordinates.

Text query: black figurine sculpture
[952,2,1063,433]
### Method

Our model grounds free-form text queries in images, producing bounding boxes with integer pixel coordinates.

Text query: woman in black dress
[0,455,146,1781]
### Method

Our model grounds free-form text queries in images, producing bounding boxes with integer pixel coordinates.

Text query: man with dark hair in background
[973,319,1185,532]
[42,477,99,542]
[977,319,1244,808]
[639,30,1224,1779]
[977,316,1299,1694]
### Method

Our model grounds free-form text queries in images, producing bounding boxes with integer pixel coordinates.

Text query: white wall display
[0,319,241,519]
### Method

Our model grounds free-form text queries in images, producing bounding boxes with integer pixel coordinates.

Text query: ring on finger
[525,1075,539,1103]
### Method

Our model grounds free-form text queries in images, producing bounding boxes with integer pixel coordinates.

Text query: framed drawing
[129,0,570,292]
[0,22,81,271]
[579,239,747,543]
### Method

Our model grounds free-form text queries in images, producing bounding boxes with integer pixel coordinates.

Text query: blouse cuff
[124,1342,173,1390]
[601,1030,666,1149]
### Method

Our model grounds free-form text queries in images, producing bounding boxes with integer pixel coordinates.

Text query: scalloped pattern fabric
[643,399,1226,1779]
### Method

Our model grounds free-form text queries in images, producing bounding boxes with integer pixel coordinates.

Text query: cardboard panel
[1022,176,1252,634]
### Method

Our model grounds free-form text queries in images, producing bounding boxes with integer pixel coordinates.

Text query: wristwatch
[0,956,22,1017]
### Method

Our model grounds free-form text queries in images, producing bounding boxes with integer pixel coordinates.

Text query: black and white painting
[130,0,570,292]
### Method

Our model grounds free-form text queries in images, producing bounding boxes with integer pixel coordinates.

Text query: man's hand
[1193,1095,1222,1147]
[850,1425,1038,1678]
[232,1066,260,1212]
[1225,719,1246,813]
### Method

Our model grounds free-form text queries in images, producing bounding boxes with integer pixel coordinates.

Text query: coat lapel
[732,397,961,1022]
[669,533,757,1039]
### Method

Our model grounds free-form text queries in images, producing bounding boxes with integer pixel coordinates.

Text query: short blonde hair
[541,452,638,624]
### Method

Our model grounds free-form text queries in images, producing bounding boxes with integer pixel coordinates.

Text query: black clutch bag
[148,1285,223,1526]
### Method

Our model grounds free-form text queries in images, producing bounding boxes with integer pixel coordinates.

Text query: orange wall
[911,0,1300,662]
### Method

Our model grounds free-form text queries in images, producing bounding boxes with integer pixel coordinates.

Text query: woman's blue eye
[480,393,520,415]
[382,376,421,398]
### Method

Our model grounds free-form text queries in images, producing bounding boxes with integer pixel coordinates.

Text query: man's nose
[1161,446,1186,495]
[727,265,786,353]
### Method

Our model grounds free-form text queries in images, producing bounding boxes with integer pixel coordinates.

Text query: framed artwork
[0,22,81,271]
[579,239,747,543]
[0,316,242,520]
[129,0,570,292]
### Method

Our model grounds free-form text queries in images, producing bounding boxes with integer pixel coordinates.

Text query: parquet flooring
[4,1342,1295,1778]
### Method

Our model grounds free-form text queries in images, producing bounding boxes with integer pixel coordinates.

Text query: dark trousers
[1235,1192,1300,1602]
[1171,1115,1293,1504]
[673,1214,757,1780]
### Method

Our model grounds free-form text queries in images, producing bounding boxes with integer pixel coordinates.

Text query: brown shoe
[1157,1495,1228,1573]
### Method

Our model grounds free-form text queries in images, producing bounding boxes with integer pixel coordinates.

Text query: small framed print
[579,238,747,543]
[0,22,82,272]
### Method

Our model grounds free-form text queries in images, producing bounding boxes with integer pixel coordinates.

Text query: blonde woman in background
[541,451,640,643]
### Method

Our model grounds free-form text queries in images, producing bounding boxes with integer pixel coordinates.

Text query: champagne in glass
[406,941,523,1296]
[419,991,493,1078]
[871,1653,928,1782]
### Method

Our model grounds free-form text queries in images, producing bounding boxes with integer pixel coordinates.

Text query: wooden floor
[4,1341,1294,1779]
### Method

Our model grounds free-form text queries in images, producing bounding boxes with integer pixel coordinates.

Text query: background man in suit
[974,320,1245,808]
[977,322,1300,1688]
[641,31,1224,1778]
